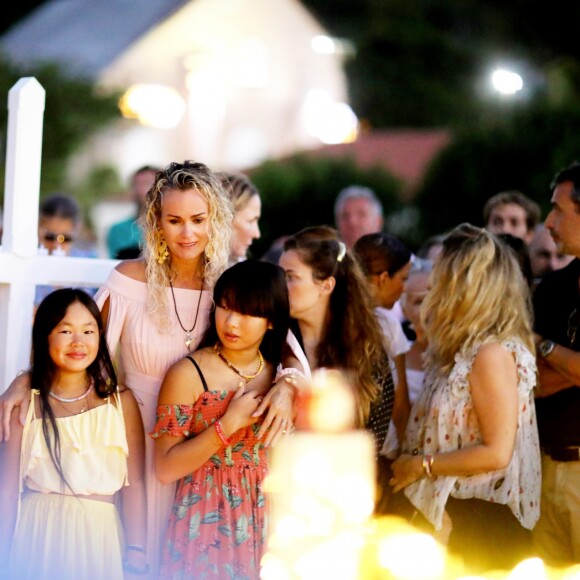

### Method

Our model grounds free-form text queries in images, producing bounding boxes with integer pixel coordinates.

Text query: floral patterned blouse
[402,339,541,531]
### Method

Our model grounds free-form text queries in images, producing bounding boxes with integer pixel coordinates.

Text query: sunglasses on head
[42,232,74,244]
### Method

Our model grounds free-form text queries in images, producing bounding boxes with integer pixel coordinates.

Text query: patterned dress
[151,387,269,580]
[402,339,541,531]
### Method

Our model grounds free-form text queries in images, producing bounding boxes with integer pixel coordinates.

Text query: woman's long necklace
[214,342,264,388]
[169,278,204,352]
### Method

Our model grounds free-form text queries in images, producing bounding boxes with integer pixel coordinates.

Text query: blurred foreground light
[562,564,580,579]
[491,69,523,95]
[507,557,547,580]
[119,84,186,128]
[378,532,446,579]
[308,369,356,432]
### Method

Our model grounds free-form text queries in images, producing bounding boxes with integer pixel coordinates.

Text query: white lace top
[403,339,541,530]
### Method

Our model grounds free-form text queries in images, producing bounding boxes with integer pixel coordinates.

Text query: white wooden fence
[0,78,117,392]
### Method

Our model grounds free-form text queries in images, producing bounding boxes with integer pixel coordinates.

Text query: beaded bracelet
[422,454,434,479]
[214,420,232,446]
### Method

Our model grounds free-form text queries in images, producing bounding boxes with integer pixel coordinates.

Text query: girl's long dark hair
[199,260,290,368]
[31,288,117,488]
[284,226,387,427]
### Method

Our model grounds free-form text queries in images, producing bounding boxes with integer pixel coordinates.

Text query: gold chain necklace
[214,342,264,388]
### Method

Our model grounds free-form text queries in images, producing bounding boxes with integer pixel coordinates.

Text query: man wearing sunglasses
[532,161,580,566]
[38,194,80,256]
[35,193,97,305]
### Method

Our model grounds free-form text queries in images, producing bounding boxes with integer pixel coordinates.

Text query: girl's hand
[390,454,423,493]
[253,377,297,447]
[0,372,31,441]
[221,385,262,436]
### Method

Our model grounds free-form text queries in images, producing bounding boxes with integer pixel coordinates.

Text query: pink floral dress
[151,390,269,580]
[403,339,541,531]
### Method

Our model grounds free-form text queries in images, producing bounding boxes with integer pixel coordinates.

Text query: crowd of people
[1,158,580,578]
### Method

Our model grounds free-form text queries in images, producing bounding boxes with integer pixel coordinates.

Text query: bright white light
[119,84,186,128]
[311,35,336,54]
[234,38,269,88]
[301,90,358,145]
[294,532,363,580]
[329,473,374,522]
[293,451,331,486]
[378,532,445,579]
[491,69,523,95]
[507,558,548,580]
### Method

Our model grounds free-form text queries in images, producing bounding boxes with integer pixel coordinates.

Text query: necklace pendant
[185,334,194,352]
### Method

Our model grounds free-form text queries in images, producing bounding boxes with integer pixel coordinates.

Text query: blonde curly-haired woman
[0,161,298,578]
[391,223,541,573]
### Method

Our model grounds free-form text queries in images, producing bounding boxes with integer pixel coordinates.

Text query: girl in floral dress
[151,260,290,579]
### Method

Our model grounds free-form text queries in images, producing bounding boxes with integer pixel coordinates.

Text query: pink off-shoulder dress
[95,268,213,578]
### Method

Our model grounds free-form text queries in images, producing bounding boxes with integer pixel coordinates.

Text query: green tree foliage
[345,1,479,129]
[0,54,121,206]
[248,154,403,258]
[303,0,580,129]
[412,101,580,243]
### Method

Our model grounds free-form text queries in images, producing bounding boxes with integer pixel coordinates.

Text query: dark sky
[0,1,45,34]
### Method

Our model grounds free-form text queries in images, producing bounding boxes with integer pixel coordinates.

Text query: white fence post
[0,78,118,392]
[0,78,45,391]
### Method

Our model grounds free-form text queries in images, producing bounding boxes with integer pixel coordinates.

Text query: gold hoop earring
[157,234,169,264]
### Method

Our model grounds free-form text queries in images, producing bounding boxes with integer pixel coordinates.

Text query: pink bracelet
[214,420,232,446]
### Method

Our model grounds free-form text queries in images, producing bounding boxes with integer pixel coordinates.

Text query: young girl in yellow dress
[151,260,290,579]
[0,289,147,578]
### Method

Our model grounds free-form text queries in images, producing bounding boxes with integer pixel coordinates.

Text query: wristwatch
[538,339,557,359]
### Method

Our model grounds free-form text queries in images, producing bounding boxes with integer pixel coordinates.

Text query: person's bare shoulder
[115,258,147,282]
[158,355,207,405]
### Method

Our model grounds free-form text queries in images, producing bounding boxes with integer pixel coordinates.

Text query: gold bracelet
[422,454,434,479]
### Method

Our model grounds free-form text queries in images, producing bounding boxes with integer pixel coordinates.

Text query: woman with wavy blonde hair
[98,160,234,576]
[0,161,297,578]
[139,161,233,332]
[390,224,541,573]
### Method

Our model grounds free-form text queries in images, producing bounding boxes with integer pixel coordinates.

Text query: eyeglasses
[42,232,74,244]
[568,308,580,347]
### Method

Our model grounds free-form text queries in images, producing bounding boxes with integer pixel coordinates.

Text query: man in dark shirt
[533,161,580,565]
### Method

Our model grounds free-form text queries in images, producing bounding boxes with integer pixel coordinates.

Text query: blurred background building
[0,0,355,183]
